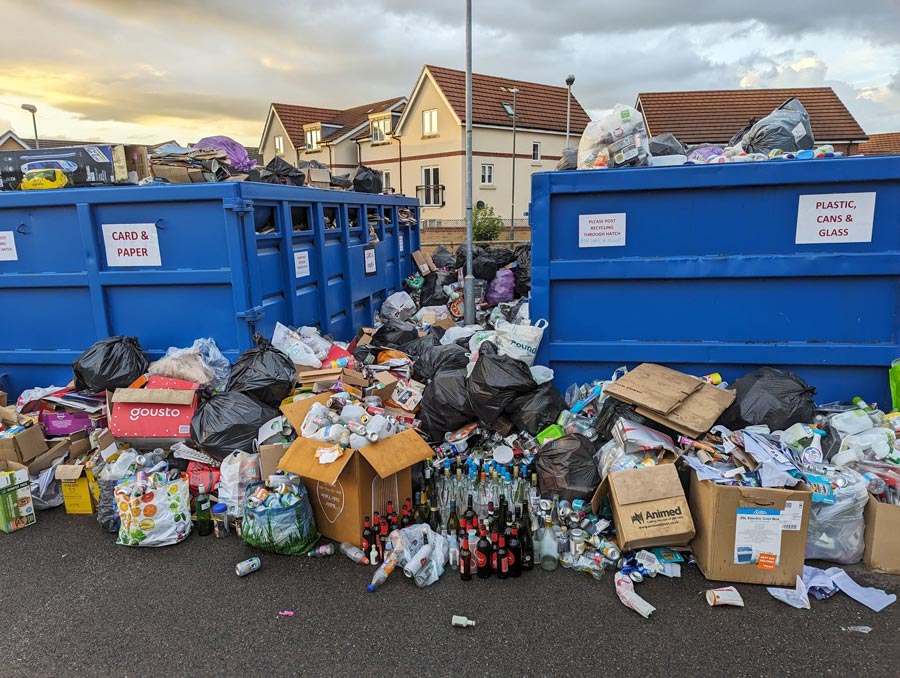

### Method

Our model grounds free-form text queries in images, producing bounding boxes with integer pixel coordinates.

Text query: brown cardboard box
[411,250,434,276]
[591,463,695,551]
[27,438,71,477]
[0,408,48,465]
[863,496,900,575]
[604,363,735,438]
[279,395,432,546]
[689,471,812,586]
[259,443,289,480]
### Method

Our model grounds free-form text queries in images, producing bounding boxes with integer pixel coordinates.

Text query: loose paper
[826,567,897,612]
[734,507,782,566]
[795,192,876,244]
[294,251,311,278]
[102,223,162,267]
[768,575,811,609]
[0,231,17,261]
[578,213,626,248]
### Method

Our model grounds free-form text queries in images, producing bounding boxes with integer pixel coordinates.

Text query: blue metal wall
[0,183,420,397]
[530,157,900,406]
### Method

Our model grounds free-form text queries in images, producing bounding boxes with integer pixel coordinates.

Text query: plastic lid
[367,584,376,592]
[212,503,228,514]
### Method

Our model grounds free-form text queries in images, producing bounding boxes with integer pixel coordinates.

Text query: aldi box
[109,380,197,448]
[864,496,900,575]
[279,394,432,547]
[689,471,812,586]
[0,460,36,533]
[592,463,694,551]
[0,408,47,465]
[0,144,149,189]
[412,250,435,276]
[55,463,100,514]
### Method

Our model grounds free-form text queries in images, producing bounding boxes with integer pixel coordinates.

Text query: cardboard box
[40,409,107,437]
[591,463,695,551]
[863,496,900,575]
[0,391,6,407]
[54,463,100,514]
[0,460,36,533]
[412,250,435,276]
[109,386,197,448]
[27,438,70,477]
[0,408,47,465]
[604,363,735,438]
[259,443,289,480]
[689,471,812,586]
[279,395,432,546]
[0,144,148,189]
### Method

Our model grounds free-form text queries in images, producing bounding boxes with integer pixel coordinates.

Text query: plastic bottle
[307,543,335,557]
[367,553,399,591]
[339,542,370,565]
[340,404,367,423]
[861,472,888,497]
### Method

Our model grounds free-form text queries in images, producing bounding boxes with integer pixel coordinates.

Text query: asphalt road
[2,508,898,677]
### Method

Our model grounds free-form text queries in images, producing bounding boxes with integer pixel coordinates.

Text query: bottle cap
[367,584,376,592]
[212,502,227,514]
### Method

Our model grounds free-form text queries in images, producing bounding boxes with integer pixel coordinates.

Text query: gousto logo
[129,406,182,421]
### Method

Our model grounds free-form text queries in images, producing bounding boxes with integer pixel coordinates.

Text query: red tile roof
[425,65,590,134]
[636,87,867,145]
[271,104,341,147]
[856,132,900,155]
[320,97,406,142]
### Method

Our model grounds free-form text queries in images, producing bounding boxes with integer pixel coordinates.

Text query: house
[0,130,128,151]
[258,98,407,170]
[358,65,590,224]
[635,87,868,154]
[856,132,900,156]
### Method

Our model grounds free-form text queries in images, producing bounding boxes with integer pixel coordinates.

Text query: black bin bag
[226,333,296,408]
[509,382,568,436]
[719,367,817,432]
[73,336,150,392]
[536,434,602,501]
[190,390,279,461]
[418,369,477,442]
[372,319,419,348]
[467,342,536,427]
[412,344,469,383]
[399,332,442,359]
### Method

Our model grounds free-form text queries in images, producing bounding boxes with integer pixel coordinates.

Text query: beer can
[572,499,587,513]
[235,557,261,577]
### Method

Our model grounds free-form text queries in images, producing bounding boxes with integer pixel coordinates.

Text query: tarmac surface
[3,508,899,677]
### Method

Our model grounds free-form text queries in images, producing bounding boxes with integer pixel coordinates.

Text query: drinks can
[235,557,261,577]
[572,499,587,513]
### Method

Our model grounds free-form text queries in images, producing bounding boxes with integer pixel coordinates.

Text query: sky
[1,0,898,147]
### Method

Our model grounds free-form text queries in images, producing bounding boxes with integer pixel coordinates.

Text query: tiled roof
[857,132,900,155]
[271,104,342,147]
[636,87,867,145]
[244,146,264,166]
[351,104,407,142]
[425,65,590,134]
[320,97,406,142]
[19,137,123,149]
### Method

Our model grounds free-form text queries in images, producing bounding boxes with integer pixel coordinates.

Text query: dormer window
[371,117,391,143]
[305,128,321,151]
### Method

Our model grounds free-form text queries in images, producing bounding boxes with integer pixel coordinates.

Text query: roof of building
[0,131,127,150]
[270,98,405,148]
[244,146,264,166]
[423,65,591,133]
[636,87,868,145]
[856,131,900,155]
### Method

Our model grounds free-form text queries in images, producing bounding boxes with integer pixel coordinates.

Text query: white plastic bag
[381,291,417,321]
[272,322,322,368]
[115,472,192,547]
[414,305,452,325]
[494,319,548,366]
[440,324,481,346]
[530,365,555,385]
[578,105,650,170]
[805,468,869,564]
[218,451,261,518]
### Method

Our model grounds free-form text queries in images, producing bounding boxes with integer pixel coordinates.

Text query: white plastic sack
[272,322,322,368]
[381,291,417,321]
[414,305,452,325]
[440,324,481,346]
[148,338,231,389]
[218,450,261,518]
[530,365,555,385]
[494,319,548,367]
[468,329,496,354]
[578,105,650,170]
[115,472,192,547]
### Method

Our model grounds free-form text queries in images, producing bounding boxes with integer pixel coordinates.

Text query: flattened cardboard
[592,463,695,550]
[358,430,432,478]
[688,471,812,586]
[863,497,900,575]
[604,363,735,438]
[259,443,289,480]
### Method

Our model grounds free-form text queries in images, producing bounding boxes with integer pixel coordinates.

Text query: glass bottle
[540,517,559,571]
[195,484,212,537]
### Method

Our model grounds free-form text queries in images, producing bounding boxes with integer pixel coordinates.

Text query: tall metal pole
[508,88,517,241]
[463,0,475,325]
[21,104,39,149]
[565,74,575,149]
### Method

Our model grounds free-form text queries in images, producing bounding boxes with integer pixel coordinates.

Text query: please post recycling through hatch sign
[102,223,162,267]
[578,212,626,247]
[795,192,876,244]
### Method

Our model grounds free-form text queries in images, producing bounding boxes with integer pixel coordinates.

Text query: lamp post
[501,86,519,241]
[565,74,575,149]
[21,104,39,149]
[463,0,474,325]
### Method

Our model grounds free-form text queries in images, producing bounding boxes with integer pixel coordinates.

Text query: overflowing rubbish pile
[0,244,897,618]
[562,98,846,171]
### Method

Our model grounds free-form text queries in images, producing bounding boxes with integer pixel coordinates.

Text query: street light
[21,104,39,149]
[565,74,575,149]
[500,86,519,241]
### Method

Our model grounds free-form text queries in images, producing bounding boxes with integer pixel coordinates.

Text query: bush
[473,205,503,241]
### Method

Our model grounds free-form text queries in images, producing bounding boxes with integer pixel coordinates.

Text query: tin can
[235,557,261,577]
[569,529,586,555]
[572,499,587,513]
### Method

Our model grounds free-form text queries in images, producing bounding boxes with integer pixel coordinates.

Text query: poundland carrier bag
[494,319,548,367]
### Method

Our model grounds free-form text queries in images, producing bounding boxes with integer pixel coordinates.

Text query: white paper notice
[364,247,377,274]
[399,234,405,252]
[294,250,311,278]
[781,501,804,531]
[734,508,782,566]
[795,192,876,244]
[102,223,162,266]
[0,231,17,261]
[578,213,626,248]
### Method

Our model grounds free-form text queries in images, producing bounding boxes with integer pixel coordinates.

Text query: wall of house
[296,137,357,171]
[0,137,27,152]
[260,114,297,166]
[358,137,402,193]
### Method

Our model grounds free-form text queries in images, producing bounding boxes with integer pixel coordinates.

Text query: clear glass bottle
[540,517,559,571]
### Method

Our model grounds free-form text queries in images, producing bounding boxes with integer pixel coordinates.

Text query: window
[382,171,391,191]
[421,166,441,207]
[305,128,321,151]
[532,142,541,162]
[274,135,284,157]
[422,109,438,136]
[480,163,494,185]
[371,117,391,143]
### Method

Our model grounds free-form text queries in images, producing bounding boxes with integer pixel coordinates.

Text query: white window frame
[382,170,391,191]
[532,142,541,163]
[274,135,284,157]
[480,163,494,185]
[422,109,438,136]
[421,166,440,207]
[305,128,321,151]
[371,117,391,143]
